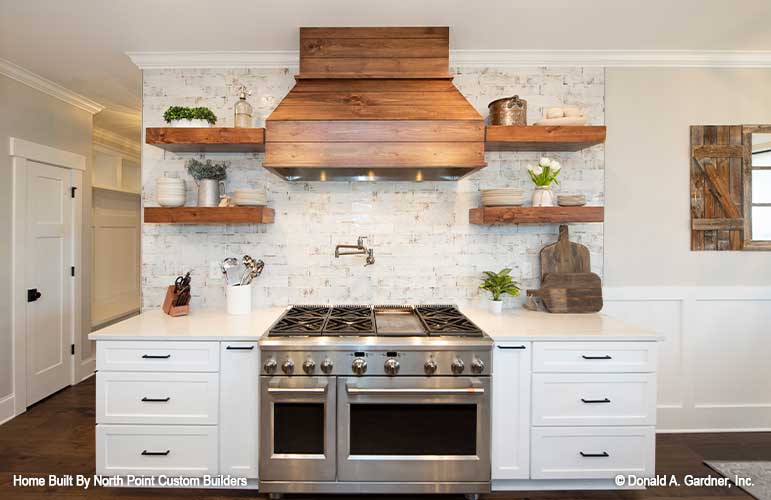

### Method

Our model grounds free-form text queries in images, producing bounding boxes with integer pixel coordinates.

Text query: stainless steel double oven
[258,336,492,497]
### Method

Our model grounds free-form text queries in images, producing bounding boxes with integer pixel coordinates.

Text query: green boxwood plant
[186,158,228,181]
[480,268,521,301]
[163,106,217,125]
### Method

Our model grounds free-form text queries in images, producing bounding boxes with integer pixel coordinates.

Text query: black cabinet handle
[580,451,609,458]
[226,345,255,350]
[142,354,171,359]
[582,355,612,360]
[497,345,526,350]
[581,398,611,404]
[141,450,170,456]
[141,397,170,402]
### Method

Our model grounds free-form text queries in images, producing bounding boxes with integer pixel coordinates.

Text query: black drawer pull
[141,450,170,456]
[226,345,255,350]
[582,355,612,360]
[581,397,611,404]
[580,451,609,458]
[497,345,526,350]
[141,397,170,402]
[142,354,171,359]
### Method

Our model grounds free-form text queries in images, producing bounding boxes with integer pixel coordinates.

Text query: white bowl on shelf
[156,196,185,207]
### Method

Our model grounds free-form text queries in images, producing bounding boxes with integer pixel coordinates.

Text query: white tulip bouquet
[527,157,561,187]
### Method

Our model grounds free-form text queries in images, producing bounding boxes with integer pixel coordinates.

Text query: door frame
[10,137,86,416]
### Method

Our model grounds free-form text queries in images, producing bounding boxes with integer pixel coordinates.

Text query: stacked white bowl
[233,188,267,206]
[480,188,525,207]
[156,177,186,207]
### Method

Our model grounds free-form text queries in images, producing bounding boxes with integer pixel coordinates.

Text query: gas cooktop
[267,304,483,338]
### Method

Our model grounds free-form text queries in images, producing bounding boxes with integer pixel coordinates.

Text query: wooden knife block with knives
[525,225,603,313]
[162,272,191,317]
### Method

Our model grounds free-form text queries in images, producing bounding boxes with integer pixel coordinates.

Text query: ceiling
[2,0,771,141]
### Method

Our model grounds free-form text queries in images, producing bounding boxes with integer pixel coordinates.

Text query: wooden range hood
[264,27,486,181]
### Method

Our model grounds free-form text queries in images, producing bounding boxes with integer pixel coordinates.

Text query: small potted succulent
[163,106,217,128]
[480,268,521,314]
[186,159,229,207]
[527,157,561,207]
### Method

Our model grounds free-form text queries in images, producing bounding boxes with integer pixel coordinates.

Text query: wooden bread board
[526,272,603,313]
[540,225,590,280]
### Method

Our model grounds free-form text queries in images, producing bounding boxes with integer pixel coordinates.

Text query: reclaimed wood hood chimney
[264,27,486,181]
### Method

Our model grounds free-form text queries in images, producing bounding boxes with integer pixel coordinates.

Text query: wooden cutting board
[540,225,590,280]
[526,272,603,313]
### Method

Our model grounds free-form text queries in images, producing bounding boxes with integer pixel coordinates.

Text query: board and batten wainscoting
[603,286,771,432]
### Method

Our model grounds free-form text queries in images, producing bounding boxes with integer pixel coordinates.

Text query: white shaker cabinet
[491,342,531,480]
[219,342,260,479]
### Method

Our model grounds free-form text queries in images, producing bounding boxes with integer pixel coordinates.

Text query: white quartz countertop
[89,306,657,342]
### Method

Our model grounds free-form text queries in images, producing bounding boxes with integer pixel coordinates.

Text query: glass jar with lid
[234,86,253,128]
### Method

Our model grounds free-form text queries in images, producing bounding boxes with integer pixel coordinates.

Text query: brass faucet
[335,236,375,266]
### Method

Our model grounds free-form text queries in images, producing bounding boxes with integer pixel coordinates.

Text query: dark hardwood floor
[0,378,766,499]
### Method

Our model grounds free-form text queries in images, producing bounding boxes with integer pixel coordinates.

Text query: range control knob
[320,359,334,374]
[263,358,278,375]
[471,358,485,374]
[351,358,367,376]
[384,358,400,376]
[282,359,295,375]
[424,359,438,375]
[451,358,465,375]
[303,359,316,375]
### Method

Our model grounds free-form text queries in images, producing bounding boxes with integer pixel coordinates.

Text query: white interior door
[25,160,73,405]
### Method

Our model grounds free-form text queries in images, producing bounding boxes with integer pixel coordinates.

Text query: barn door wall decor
[690,125,745,251]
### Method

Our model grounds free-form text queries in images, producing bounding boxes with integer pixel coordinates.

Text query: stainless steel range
[258,305,493,499]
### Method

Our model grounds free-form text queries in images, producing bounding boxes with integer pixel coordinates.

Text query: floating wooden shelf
[145,127,265,152]
[469,206,604,225]
[484,126,606,152]
[144,207,274,224]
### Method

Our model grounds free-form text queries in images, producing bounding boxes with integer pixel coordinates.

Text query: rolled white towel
[545,107,564,119]
[563,106,583,117]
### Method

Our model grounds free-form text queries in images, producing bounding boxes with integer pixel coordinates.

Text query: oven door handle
[267,387,327,394]
[346,387,485,395]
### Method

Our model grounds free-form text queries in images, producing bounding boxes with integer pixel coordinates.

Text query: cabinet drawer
[97,341,219,372]
[531,426,655,479]
[532,373,656,426]
[533,342,656,373]
[97,372,219,425]
[96,424,218,476]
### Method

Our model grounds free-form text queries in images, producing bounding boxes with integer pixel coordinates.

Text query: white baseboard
[0,394,16,425]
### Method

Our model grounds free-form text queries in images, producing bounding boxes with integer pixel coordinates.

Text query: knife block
[162,285,189,317]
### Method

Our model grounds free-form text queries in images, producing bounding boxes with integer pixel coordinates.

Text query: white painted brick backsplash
[141,66,605,310]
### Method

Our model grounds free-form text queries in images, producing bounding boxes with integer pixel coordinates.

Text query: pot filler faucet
[335,236,375,266]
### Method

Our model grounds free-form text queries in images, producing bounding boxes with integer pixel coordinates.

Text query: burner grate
[269,306,330,336]
[326,305,375,335]
[415,305,483,337]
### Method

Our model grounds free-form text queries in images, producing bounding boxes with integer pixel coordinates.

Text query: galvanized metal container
[488,95,527,126]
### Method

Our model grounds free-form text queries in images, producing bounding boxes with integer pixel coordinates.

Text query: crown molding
[128,49,771,70]
[0,58,104,114]
[92,127,141,162]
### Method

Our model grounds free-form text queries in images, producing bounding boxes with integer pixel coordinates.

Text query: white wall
[0,74,94,405]
[604,68,771,286]
[604,68,771,431]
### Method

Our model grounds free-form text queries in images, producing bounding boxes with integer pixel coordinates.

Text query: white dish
[533,116,588,126]
[157,198,185,207]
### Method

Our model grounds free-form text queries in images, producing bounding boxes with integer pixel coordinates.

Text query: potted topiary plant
[480,268,521,314]
[186,159,228,207]
[163,106,218,128]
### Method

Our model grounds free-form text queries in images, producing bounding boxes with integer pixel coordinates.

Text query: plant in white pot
[480,268,520,314]
[163,106,217,128]
[527,157,561,207]
[186,158,229,207]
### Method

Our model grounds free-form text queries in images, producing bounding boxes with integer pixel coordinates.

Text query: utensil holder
[162,285,190,317]
[226,284,252,315]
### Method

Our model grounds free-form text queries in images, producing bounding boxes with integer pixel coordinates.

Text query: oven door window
[349,403,477,455]
[274,403,325,454]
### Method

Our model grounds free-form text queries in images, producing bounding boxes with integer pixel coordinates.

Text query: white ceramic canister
[225,283,252,315]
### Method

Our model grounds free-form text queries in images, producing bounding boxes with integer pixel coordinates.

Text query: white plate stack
[156,177,186,207]
[480,188,525,207]
[233,188,267,206]
[557,194,587,206]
